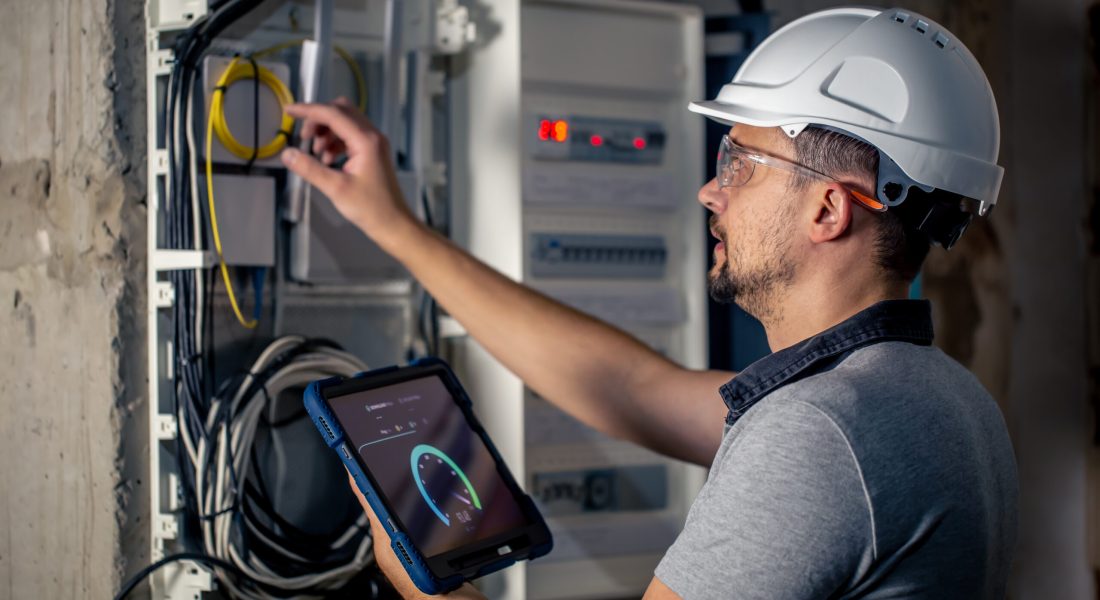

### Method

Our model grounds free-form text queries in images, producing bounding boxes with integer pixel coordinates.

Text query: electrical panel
[144,1,472,597]
[289,190,408,283]
[144,1,702,599]
[451,1,707,598]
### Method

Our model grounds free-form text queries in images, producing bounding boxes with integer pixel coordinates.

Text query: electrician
[282,7,1017,599]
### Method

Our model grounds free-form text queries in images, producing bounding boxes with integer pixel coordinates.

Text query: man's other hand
[347,472,487,600]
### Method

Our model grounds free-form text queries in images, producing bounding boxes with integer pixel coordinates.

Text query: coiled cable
[183,336,375,598]
[210,57,296,161]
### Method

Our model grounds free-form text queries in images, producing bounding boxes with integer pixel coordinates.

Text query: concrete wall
[0,0,147,598]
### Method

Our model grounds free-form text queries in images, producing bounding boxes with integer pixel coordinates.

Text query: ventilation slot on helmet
[882,182,905,203]
[913,20,929,35]
[893,11,909,23]
[933,32,949,49]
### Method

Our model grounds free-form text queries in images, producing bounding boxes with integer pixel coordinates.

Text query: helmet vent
[892,11,909,23]
[913,20,929,35]
[883,182,905,202]
[933,32,949,49]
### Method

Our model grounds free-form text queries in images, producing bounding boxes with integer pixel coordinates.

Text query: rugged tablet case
[303,357,552,595]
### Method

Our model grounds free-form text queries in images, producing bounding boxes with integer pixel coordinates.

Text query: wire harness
[180,336,375,598]
[149,2,397,595]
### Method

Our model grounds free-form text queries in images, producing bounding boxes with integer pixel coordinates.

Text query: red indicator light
[590,134,604,147]
[538,119,552,141]
[633,137,647,150]
[552,120,569,143]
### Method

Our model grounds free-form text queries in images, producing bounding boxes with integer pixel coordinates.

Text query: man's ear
[808,184,854,244]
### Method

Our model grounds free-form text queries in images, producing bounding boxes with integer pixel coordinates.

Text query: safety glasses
[717,135,885,211]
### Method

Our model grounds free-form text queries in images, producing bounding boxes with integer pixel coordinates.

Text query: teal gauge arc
[410,443,483,526]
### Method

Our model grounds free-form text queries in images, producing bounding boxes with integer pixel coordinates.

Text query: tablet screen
[328,374,530,558]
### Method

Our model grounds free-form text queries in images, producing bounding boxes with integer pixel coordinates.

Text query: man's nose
[697,177,726,214]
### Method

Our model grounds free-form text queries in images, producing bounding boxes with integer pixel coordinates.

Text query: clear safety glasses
[716,135,885,211]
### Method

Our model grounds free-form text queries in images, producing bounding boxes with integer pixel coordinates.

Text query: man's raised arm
[281,99,730,466]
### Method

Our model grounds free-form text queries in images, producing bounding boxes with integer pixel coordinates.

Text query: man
[281,7,1017,599]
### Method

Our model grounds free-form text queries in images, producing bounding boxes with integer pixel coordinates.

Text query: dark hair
[788,127,931,282]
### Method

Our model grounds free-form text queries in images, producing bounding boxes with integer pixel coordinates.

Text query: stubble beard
[707,216,796,325]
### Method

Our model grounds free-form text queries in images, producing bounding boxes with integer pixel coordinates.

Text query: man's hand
[281,98,419,249]
[347,473,487,600]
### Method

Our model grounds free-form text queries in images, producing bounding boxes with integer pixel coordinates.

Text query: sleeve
[654,398,874,600]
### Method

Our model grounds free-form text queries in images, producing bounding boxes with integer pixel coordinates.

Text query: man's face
[700,124,801,321]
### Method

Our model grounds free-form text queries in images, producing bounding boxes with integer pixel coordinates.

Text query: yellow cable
[205,44,369,329]
[250,39,303,59]
[211,58,296,161]
[207,56,262,329]
[253,38,369,112]
[334,45,369,113]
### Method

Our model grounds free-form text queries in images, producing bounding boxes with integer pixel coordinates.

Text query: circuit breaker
[451,1,707,598]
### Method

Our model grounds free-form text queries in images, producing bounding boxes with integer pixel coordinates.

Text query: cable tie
[198,502,238,521]
[182,352,204,365]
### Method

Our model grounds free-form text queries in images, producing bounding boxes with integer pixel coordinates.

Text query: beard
[707,214,796,323]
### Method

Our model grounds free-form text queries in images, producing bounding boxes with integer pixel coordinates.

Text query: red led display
[633,137,647,150]
[589,134,604,147]
[538,119,552,141]
[552,120,568,143]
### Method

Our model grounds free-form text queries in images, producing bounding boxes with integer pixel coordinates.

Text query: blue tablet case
[303,358,552,595]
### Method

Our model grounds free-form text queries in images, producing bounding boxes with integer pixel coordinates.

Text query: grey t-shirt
[655,341,1018,599]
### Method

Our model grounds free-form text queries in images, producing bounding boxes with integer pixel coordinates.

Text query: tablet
[303,358,553,594]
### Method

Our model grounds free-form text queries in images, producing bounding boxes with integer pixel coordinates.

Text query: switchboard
[451,2,707,598]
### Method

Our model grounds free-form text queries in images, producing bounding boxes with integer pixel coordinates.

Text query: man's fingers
[281,147,347,198]
[312,131,346,157]
[286,102,371,147]
[346,472,390,542]
[300,119,328,141]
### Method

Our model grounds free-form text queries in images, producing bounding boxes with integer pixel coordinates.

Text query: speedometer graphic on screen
[411,444,483,526]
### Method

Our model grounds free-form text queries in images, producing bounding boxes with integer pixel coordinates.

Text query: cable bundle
[180,336,374,598]
[143,2,388,596]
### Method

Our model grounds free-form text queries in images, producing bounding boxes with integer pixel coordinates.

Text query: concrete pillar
[0,0,147,597]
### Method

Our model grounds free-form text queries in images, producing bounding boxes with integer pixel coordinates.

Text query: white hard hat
[690,7,1003,224]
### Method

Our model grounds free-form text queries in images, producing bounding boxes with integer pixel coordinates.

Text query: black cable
[178,0,265,414]
[431,297,440,355]
[113,552,253,600]
[245,55,261,172]
[420,186,435,229]
[159,0,268,552]
[157,4,376,596]
[196,338,372,595]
